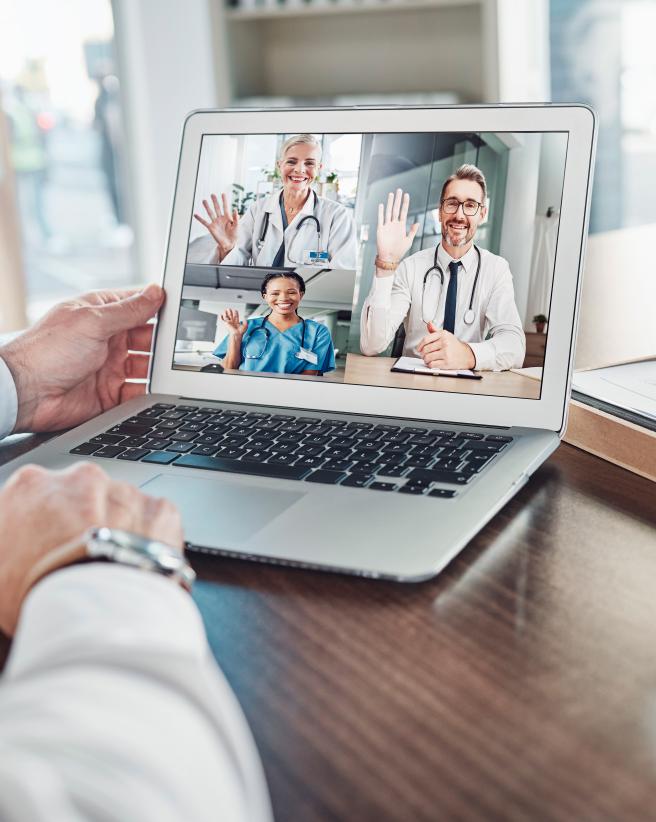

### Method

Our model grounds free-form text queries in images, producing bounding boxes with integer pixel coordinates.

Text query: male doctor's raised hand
[0,284,164,433]
[376,189,476,371]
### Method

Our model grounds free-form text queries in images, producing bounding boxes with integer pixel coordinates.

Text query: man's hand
[375,188,419,273]
[193,193,239,258]
[0,462,183,636]
[0,285,164,433]
[416,322,476,370]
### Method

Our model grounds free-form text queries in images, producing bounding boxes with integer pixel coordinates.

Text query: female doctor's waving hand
[191,134,357,270]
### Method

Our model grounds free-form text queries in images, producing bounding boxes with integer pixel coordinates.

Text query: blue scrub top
[214,317,336,375]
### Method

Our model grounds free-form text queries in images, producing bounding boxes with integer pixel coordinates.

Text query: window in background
[0,0,136,322]
[550,0,656,233]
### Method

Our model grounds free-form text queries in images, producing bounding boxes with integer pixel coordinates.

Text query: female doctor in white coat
[190,134,357,269]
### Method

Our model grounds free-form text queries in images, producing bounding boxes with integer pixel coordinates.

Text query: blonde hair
[279,133,322,161]
[440,163,487,204]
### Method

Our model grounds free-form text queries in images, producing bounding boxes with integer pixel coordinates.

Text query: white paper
[572,360,656,422]
[393,356,476,377]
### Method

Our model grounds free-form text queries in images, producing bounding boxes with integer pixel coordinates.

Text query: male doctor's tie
[443,260,460,334]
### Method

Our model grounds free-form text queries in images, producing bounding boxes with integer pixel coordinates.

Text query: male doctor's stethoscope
[421,244,482,326]
[255,190,324,265]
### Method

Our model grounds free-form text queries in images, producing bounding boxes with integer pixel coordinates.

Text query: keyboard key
[71,443,102,455]
[174,454,309,480]
[270,414,294,421]
[341,474,371,487]
[374,465,408,477]
[93,446,126,458]
[304,425,334,436]
[296,456,325,468]
[350,462,378,474]
[191,445,219,456]
[142,451,179,465]
[305,469,347,484]
[322,460,353,472]
[186,413,211,423]
[404,456,435,468]
[267,454,298,466]
[196,433,222,445]
[323,447,353,460]
[167,442,196,453]
[461,431,485,440]
[399,485,426,495]
[297,446,325,457]
[153,403,175,409]
[220,410,245,418]
[324,419,347,427]
[117,448,151,461]
[169,431,199,443]
[176,405,197,412]
[404,427,427,435]
[120,436,149,448]
[179,422,204,433]
[466,442,507,453]
[217,447,248,459]
[152,420,179,430]
[345,422,373,430]
[407,469,472,485]
[221,435,248,447]
[304,436,331,446]
[485,434,513,443]
[110,423,152,438]
[428,489,457,498]
[248,437,273,450]
[160,410,187,420]
[241,450,269,462]
[374,424,400,432]
[90,433,124,445]
[369,482,398,491]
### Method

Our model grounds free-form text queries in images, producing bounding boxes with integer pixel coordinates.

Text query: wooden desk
[1,436,655,820]
[345,354,541,398]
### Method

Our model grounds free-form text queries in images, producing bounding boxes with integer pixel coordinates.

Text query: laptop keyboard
[70,403,513,498]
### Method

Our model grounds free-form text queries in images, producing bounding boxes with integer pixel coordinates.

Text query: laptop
[0,106,596,581]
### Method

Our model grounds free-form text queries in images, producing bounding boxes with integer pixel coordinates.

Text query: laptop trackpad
[140,474,302,544]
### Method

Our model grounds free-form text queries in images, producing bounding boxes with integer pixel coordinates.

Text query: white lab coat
[360,243,526,371]
[188,189,357,269]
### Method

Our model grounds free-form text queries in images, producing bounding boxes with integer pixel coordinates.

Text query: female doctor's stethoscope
[421,244,482,326]
[256,191,323,265]
[244,312,308,359]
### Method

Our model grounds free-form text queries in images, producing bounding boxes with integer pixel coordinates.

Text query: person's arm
[325,207,358,270]
[0,357,18,440]
[192,193,240,264]
[0,464,272,822]
[466,260,526,371]
[360,189,419,356]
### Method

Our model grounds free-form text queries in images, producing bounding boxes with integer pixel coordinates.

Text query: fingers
[385,191,394,224]
[392,188,403,221]
[399,191,410,224]
[377,202,384,229]
[232,209,239,224]
[202,199,215,221]
[126,353,150,379]
[416,329,443,353]
[211,193,223,218]
[193,213,210,229]
[127,323,155,352]
[426,321,438,334]
[408,222,420,243]
[221,192,230,218]
[120,382,147,403]
[96,284,164,338]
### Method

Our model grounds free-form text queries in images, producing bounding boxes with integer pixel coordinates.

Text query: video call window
[173,130,567,401]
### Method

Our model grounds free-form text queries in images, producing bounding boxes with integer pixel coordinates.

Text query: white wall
[112,0,219,281]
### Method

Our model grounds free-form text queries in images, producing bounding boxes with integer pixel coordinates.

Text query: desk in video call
[344,355,541,399]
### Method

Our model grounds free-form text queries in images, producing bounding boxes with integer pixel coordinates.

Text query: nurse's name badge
[302,250,329,265]
[296,347,319,365]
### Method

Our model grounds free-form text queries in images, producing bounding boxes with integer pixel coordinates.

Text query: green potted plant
[533,313,548,333]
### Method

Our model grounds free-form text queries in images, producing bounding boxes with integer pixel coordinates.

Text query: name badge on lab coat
[302,250,329,265]
[296,347,318,365]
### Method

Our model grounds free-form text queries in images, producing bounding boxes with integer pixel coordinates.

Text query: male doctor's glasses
[441,197,483,216]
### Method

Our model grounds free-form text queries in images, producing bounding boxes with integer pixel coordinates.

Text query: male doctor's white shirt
[188,189,358,270]
[0,358,272,822]
[360,243,526,371]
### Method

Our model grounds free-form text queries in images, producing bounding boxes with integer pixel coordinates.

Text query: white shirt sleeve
[466,259,526,371]
[359,264,413,356]
[0,356,18,439]
[0,565,272,822]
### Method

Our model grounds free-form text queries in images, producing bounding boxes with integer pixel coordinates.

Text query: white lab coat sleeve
[467,260,526,371]
[0,564,272,822]
[0,356,18,439]
[326,207,357,270]
[187,234,221,265]
[360,262,413,356]
[221,205,257,267]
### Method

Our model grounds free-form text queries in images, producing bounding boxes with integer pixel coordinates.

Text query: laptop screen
[173,130,568,401]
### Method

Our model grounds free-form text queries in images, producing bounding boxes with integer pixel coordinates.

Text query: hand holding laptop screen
[176,128,568,401]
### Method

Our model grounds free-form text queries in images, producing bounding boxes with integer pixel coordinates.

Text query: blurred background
[1,0,655,335]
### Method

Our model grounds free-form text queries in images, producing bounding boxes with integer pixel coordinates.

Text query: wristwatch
[22,527,196,601]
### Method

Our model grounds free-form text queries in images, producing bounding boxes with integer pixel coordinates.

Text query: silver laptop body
[0,105,596,581]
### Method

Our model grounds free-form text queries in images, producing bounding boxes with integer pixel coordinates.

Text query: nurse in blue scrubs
[213,271,336,376]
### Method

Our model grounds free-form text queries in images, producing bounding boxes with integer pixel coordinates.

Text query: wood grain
[1,438,655,820]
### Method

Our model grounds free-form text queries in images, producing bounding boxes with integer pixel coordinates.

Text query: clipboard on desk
[391,356,483,380]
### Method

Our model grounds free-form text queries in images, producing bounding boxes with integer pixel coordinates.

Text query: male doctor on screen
[360,164,526,371]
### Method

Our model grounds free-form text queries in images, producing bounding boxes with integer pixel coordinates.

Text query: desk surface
[345,354,542,398]
[1,435,655,820]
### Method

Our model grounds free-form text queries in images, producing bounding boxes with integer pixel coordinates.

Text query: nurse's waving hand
[219,308,248,370]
